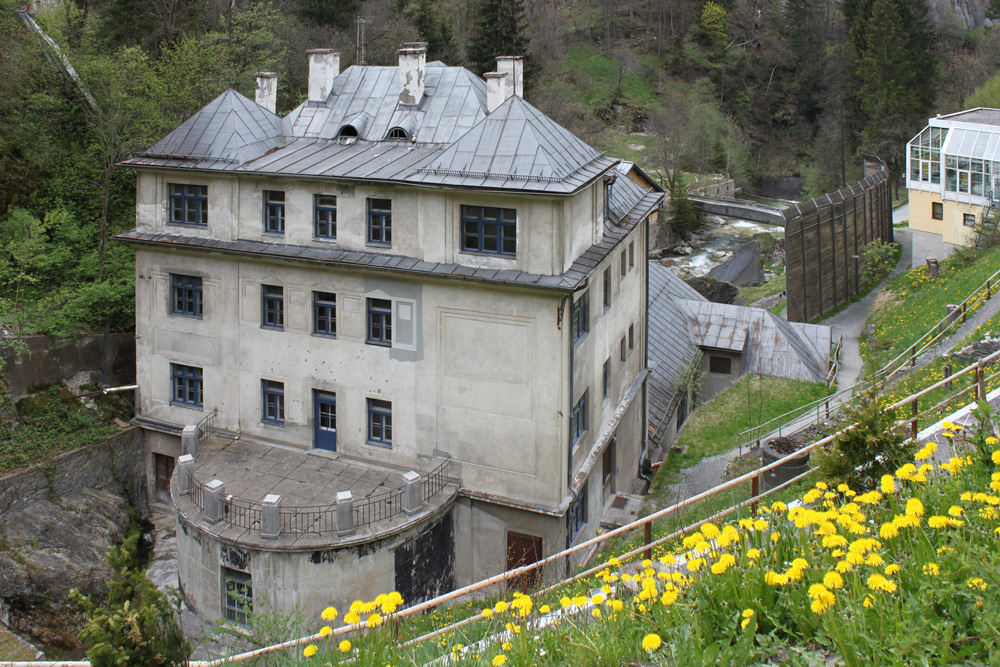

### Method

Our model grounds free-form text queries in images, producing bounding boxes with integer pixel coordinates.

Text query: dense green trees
[466,0,530,78]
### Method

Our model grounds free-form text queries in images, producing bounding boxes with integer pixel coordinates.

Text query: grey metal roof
[645,263,832,444]
[680,301,829,382]
[647,263,702,443]
[125,63,615,195]
[142,90,284,164]
[939,108,1000,127]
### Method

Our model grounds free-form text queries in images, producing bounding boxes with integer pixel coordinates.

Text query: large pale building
[120,45,662,622]
[907,108,1000,261]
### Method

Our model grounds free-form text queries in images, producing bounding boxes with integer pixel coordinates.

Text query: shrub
[71,529,190,667]
[816,385,914,489]
[859,238,898,287]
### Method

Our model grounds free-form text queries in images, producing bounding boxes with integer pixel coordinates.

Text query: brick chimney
[485,72,509,113]
[307,49,340,102]
[397,43,427,106]
[255,72,278,114]
[495,56,524,98]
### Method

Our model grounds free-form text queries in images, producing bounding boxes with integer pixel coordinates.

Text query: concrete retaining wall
[0,426,146,522]
[1,334,136,401]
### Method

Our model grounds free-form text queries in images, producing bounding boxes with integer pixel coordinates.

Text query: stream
[658,215,786,277]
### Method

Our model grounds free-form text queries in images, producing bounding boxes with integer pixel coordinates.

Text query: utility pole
[356,16,367,66]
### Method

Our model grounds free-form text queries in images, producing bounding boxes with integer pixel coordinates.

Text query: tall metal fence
[785,155,894,322]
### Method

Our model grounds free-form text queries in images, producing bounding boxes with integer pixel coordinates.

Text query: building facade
[907,108,1000,262]
[121,46,662,621]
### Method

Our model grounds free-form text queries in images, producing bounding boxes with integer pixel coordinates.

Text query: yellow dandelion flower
[865,553,885,567]
[319,626,332,638]
[863,595,874,609]
[494,601,508,614]
[948,505,964,517]
[923,562,940,576]
[502,642,512,651]
[836,559,853,573]
[986,436,998,446]
[968,577,988,591]
[746,547,761,560]
[824,571,844,589]
[303,644,318,658]
[642,633,663,652]
[344,611,361,625]
[492,654,507,667]
[366,612,383,628]
[993,450,1000,465]
[321,606,338,622]
[339,639,352,653]
[885,564,900,576]
[539,604,551,614]
[482,608,494,618]
[880,475,895,494]
[905,498,925,517]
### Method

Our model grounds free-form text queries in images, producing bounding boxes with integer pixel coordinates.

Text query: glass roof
[945,128,1000,162]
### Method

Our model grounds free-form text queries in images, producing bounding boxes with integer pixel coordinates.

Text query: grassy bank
[0,628,36,661]
[863,244,1000,367]
[653,375,828,481]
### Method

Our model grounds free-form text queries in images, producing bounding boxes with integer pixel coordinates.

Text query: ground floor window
[222,566,252,624]
[932,202,943,220]
[964,213,977,227]
[568,483,587,542]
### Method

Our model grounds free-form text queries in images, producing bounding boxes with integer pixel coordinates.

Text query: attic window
[336,126,359,144]
[386,127,409,140]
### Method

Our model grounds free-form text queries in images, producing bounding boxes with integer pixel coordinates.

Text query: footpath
[656,217,1000,507]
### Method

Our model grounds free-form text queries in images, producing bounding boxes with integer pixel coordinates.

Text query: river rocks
[951,338,1000,363]
[684,276,739,304]
[708,240,765,287]
[0,487,131,651]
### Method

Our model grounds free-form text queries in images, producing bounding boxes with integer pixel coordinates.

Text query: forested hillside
[1,0,999,336]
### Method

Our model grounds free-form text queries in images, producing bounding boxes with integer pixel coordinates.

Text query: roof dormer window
[386,127,409,140]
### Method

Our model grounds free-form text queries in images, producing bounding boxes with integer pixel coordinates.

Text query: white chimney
[485,72,508,113]
[255,72,278,114]
[495,56,524,98]
[307,49,340,102]
[397,43,427,106]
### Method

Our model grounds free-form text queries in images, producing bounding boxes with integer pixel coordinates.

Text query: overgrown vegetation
[858,238,898,288]
[0,384,129,473]
[71,526,190,667]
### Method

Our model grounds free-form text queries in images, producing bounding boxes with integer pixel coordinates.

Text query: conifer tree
[466,0,531,83]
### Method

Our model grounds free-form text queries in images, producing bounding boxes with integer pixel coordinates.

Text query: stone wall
[0,426,146,522]
[1,334,136,401]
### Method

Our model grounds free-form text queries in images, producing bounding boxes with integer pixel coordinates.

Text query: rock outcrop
[0,488,131,652]
[684,276,739,304]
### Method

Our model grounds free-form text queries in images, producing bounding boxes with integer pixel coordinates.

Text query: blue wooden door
[314,391,337,451]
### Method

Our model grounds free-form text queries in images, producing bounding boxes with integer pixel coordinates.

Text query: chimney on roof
[397,42,427,106]
[307,49,340,102]
[485,72,508,113]
[495,56,524,98]
[255,72,278,114]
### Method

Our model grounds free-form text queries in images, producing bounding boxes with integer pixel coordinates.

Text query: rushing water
[660,216,785,277]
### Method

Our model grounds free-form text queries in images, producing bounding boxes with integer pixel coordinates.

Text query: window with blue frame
[314,195,337,239]
[460,205,516,255]
[313,291,336,336]
[168,184,207,226]
[263,191,285,234]
[571,291,589,342]
[170,363,203,408]
[367,398,392,446]
[367,198,392,245]
[262,285,283,329]
[366,298,392,345]
[571,390,588,444]
[170,274,203,317]
[262,380,284,424]
[568,483,587,542]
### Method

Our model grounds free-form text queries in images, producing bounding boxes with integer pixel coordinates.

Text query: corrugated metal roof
[645,263,832,444]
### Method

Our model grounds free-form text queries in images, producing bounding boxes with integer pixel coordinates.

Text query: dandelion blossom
[319,626,332,638]
[642,633,663,652]
[824,571,844,589]
[303,644,318,658]
[321,606,338,622]
[923,562,940,576]
[885,564,900,576]
[993,450,1000,465]
[492,654,507,666]
[968,577,988,591]
[880,475,895,494]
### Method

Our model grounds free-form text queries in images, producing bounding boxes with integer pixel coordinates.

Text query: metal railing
[422,458,451,502]
[179,458,453,536]
[734,262,1000,450]
[826,335,843,390]
[196,408,218,443]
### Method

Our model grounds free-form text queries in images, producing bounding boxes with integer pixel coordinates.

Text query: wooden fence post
[911,400,919,439]
[643,521,652,560]
[751,474,759,515]
[978,360,986,401]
